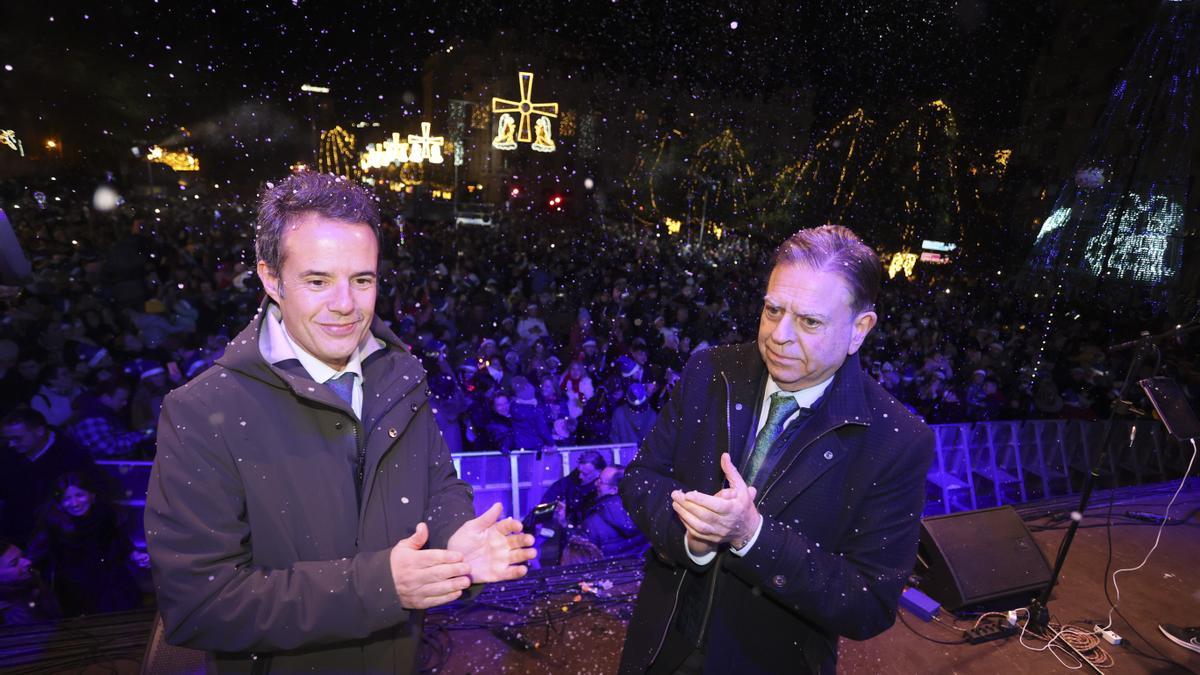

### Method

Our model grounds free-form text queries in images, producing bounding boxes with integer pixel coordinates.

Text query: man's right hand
[389,522,473,609]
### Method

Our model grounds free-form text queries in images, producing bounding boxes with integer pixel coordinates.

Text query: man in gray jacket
[145,171,535,672]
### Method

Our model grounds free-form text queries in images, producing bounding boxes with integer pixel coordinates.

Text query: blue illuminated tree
[1028,0,1199,309]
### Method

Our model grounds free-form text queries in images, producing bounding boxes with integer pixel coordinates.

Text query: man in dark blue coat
[619,225,934,674]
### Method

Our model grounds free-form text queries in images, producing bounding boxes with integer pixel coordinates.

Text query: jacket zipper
[691,372,734,646]
[647,371,733,665]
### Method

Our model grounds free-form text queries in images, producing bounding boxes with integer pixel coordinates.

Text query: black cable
[1091,472,1198,673]
[896,609,970,645]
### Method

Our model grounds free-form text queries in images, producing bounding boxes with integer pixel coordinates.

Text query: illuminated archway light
[491,71,558,150]
[319,126,357,178]
[772,108,874,210]
[686,128,755,215]
[849,99,964,244]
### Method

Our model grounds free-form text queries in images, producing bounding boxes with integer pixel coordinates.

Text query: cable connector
[1094,626,1123,645]
[1006,610,1019,626]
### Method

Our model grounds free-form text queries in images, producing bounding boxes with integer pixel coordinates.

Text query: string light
[773,108,874,210]
[686,128,755,215]
[849,99,964,246]
[1083,193,1183,283]
[559,111,576,137]
[886,251,918,279]
[147,145,199,172]
[361,134,407,169]
[492,71,558,150]
[319,126,358,178]
[665,217,682,235]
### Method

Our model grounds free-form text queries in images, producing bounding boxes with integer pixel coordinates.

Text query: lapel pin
[823,450,834,460]
[388,428,398,438]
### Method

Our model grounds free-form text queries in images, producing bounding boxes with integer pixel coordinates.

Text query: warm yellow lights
[492,71,558,150]
[360,123,446,170]
[531,116,556,153]
[0,129,22,156]
[665,217,682,235]
[319,126,357,178]
[887,252,918,279]
[45,139,58,149]
[147,145,200,172]
[408,122,445,164]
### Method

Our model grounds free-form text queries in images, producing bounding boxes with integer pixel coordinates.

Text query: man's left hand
[447,502,537,583]
[671,453,760,549]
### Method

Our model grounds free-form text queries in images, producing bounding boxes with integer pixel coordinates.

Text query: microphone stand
[1025,319,1197,631]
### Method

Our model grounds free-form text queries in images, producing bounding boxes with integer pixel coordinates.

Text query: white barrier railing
[98,420,1187,520]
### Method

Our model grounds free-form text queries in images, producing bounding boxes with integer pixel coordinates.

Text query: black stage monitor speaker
[917,505,1051,611]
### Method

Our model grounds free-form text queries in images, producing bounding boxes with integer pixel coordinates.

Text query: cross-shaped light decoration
[408,122,445,164]
[491,71,558,150]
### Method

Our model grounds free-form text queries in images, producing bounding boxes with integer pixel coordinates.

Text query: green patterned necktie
[745,392,801,485]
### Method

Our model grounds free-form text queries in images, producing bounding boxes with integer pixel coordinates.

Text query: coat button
[823,450,833,460]
[388,428,398,438]
[772,574,787,588]
[410,403,419,412]
[335,421,343,430]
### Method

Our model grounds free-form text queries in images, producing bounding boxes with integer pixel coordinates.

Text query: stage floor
[431,479,1200,674]
[4,480,1199,674]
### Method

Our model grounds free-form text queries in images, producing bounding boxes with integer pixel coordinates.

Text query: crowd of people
[0,175,1191,624]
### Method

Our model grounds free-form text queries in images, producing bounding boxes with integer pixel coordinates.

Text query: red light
[548,195,563,207]
[510,187,521,197]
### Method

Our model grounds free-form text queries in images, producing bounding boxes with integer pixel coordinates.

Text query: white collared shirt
[258,304,382,420]
[686,373,835,565]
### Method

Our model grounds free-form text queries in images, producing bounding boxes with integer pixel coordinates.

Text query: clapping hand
[671,453,761,556]
[447,502,537,583]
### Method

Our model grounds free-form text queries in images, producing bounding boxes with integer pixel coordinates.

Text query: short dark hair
[577,450,607,471]
[771,225,881,315]
[51,471,100,503]
[2,408,47,430]
[255,171,381,274]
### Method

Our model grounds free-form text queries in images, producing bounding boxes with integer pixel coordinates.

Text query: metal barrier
[98,420,1188,528]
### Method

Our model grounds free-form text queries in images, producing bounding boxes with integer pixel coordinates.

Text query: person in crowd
[68,377,148,459]
[30,364,81,427]
[479,391,516,454]
[610,382,657,445]
[129,362,175,431]
[582,465,647,558]
[1,409,95,544]
[0,537,60,626]
[619,225,935,674]
[143,171,535,672]
[537,450,606,529]
[560,358,594,419]
[510,380,557,455]
[26,471,147,616]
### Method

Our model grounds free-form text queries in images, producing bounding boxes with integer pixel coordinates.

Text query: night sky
[1,0,1060,160]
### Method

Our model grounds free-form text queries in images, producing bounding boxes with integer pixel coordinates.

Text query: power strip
[1094,625,1123,645]
[963,619,1019,644]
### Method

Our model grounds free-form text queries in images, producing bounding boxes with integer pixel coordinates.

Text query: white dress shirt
[258,304,382,420]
